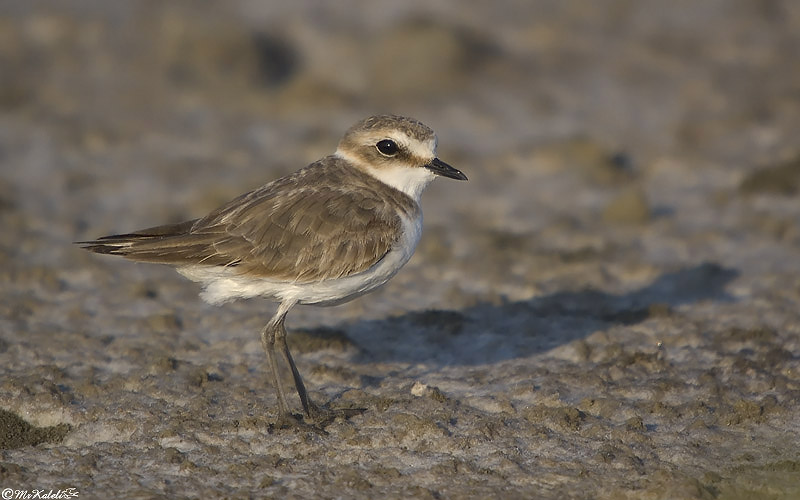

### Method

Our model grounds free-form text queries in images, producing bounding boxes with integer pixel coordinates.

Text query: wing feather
[78,157,419,283]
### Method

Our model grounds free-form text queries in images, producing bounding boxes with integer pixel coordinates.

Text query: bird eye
[376,139,399,156]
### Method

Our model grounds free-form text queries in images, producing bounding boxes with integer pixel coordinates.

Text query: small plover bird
[79,115,467,417]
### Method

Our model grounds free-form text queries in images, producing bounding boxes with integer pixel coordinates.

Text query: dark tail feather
[76,219,198,257]
[76,219,240,267]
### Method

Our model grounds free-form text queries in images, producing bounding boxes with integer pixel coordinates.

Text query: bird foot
[305,403,366,426]
[269,401,366,433]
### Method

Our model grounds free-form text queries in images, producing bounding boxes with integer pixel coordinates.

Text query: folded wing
[78,161,409,283]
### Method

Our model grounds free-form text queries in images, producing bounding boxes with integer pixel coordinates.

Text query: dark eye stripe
[376,139,399,156]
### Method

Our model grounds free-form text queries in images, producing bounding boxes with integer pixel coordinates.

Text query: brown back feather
[78,157,419,283]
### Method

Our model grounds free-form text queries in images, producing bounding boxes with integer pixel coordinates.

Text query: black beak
[425,158,468,181]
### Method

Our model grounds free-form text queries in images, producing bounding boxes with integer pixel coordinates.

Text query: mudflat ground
[1,1,799,498]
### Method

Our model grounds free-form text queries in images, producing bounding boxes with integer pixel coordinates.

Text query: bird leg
[273,317,315,416]
[260,315,291,415]
[260,300,316,417]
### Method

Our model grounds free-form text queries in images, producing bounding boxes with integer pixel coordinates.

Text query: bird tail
[75,219,204,264]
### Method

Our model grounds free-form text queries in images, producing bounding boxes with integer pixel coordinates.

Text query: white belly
[177,213,423,307]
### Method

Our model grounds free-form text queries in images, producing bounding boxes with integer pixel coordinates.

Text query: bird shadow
[340,262,739,366]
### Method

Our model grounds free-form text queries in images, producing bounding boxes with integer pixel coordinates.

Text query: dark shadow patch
[405,310,466,336]
[740,156,800,196]
[289,327,359,355]
[346,262,739,365]
[0,409,70,450]
[251,33,298,88]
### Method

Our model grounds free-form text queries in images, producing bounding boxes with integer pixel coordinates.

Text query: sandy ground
[1,1,800,498]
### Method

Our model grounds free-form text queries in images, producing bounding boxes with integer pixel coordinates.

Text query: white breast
[178,211,424,307]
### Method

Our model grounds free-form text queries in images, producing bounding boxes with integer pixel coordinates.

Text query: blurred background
[3,0,798,311]
[1,1,799,497]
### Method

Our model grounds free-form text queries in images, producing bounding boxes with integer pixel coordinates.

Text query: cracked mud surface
[1,1,799,498]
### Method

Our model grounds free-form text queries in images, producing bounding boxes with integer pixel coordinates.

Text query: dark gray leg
[273,320,314,416]
[260,316,291,415]
[259,300,316,416]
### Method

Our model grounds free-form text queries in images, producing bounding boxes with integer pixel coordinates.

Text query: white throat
[336,149,436,202]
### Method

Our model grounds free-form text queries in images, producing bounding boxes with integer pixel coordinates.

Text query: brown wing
[78,158,418,283]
